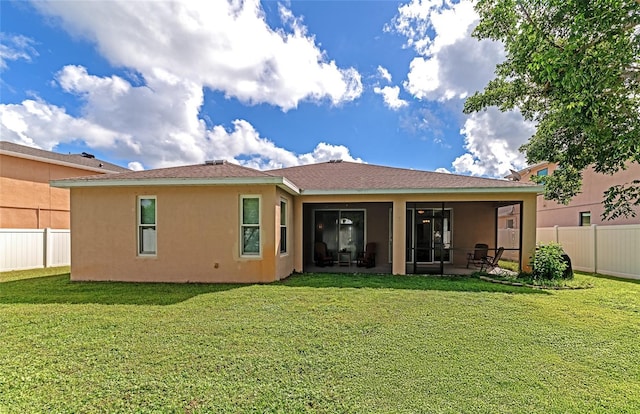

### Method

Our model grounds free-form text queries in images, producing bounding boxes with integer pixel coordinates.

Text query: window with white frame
[138,196,157,255]
[241,196,260,256]
[280,199,287,254]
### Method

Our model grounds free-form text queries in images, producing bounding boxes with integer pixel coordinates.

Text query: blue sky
[1,0,535,176]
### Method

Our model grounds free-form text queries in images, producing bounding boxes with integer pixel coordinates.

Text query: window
[506,218,515,229]
[280,199,287,254]
[580,212,591,226]
[138,196,157,255]
[536,168,548,176]
[241,196,260,256]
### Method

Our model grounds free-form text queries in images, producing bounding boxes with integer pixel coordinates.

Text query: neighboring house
[0,141,129,229]
[52,160,542,283]
[500,162,640,228]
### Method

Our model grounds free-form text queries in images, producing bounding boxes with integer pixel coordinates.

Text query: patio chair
[481,247,505,271]
[466,243,489,268]
[314,241,334,267]
[356,242,377,268]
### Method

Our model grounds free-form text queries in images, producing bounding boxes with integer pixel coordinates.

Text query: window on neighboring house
[280,199,287,254]
[506,219,515,229]
[580,212,591,227]
[241,196,260,256]
[536,168,548,176]
[138,196,157,255]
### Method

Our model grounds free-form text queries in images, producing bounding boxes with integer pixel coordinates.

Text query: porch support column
[521,194,537,272]
[392,199,406,275]
[293,197,304,273]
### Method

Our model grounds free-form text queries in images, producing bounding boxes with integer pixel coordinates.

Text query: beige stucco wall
[70,185,537,282]
[0,154,109,229]
[70,185,295,283]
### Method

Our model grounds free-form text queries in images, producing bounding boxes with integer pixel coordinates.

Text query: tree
[464,0,640,220]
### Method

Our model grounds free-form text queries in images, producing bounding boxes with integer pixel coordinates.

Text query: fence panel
[595,225,640,279]
[536,227,556,244]
[49,229,71,267]
[0,229,70,272]
[536,224,639,279]
[0,229,45,271]
[557,227,595,273]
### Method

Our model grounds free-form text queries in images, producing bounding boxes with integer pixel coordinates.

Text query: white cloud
[5,0,365,170]
[207,120,362,170]
[128,161,144,171]
[0,33,38,69]
[391,0,534,177]
[452,108,536,177]
[377,65,392,82]
[373,86,409,110]
[435,167,451,174]
[31,0,362,111]
[0,98,123,151]
[391,0,504,101]
[1,66,361,170]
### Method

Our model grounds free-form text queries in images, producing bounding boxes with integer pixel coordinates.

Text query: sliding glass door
[314,210,365,260]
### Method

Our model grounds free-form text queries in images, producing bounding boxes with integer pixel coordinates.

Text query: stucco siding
[0,154,109,229]
[527,163,640,227]
[70,185,281,283]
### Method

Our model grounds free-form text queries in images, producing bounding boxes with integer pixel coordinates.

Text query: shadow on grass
[0,274,242,305]
[277,272,550,294]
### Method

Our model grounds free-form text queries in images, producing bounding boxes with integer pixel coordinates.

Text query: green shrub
[532,242,569,280]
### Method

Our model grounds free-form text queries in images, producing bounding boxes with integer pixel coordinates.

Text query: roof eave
[299,186,544,195]
[51,176,301,194]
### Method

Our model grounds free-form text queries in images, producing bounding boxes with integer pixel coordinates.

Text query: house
[0,141,129,229]
[499,162,640,229]
[51,160,542,283]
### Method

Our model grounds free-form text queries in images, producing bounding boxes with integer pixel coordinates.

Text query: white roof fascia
[51,176,301,194]
[300,186,544,196]
[0,149,123,174]
[278,177,300,195]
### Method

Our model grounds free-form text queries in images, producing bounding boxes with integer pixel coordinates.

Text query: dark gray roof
[66,160,273,182]
[270,161,539,191]
[52,157,540,194]
[0,141,129,173]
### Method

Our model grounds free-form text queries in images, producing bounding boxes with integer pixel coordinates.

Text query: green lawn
[1,268,639,413]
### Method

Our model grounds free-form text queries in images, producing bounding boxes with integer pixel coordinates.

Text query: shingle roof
[0,141,129,173]
[270,161,538,191]
[51,158,540,193]
[69,160,273,181]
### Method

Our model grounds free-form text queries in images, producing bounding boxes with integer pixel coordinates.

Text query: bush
[532,242,569,280]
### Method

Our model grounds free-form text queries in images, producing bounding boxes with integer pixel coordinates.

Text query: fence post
[44,228,51,268]
[554,225,559,243]
[592,224,598,274]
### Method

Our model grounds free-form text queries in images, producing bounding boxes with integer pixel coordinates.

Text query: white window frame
[280,198,288,255]
[137,195,157,257]
[240,195,261,257]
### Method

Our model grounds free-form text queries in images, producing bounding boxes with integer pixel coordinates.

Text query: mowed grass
[1,268,639,413]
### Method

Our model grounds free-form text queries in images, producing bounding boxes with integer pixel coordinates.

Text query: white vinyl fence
[0,229,70,272]
[537,224,640,279]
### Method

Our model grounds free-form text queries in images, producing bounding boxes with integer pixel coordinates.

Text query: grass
[1,268,639,413]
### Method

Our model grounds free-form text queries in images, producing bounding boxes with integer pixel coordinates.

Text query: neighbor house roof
[52,159,542,194]
[0,141,129,173]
